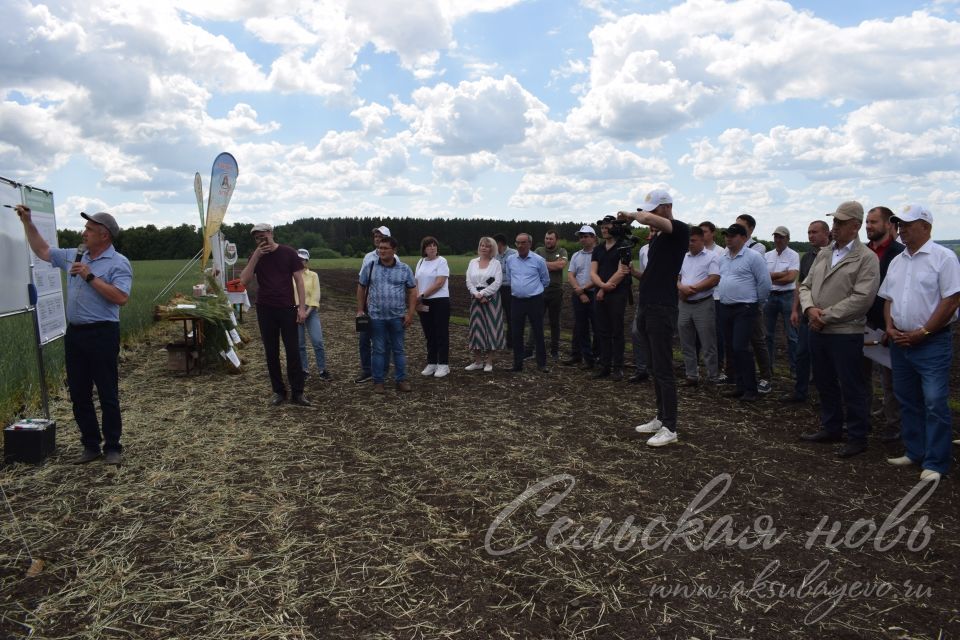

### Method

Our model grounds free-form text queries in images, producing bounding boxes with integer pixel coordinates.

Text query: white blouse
[466,258,502,297]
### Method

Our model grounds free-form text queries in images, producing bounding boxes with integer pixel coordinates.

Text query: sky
[2,0,960,241]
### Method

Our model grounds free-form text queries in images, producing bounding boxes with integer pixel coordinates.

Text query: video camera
[597,215,640,265]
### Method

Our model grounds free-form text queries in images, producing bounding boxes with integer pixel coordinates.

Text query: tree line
[60,216,957,262]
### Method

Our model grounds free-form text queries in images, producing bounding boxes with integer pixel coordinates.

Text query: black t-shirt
[592,242,630,294]
[253,244,303,307]
[637,219,690,307]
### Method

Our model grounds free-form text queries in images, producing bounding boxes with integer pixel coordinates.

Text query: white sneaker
[483,363,493,372]
[421,364,438,376]
[647,426,678,447]
[634,417,663,434]
[886,456,915,466]
[920,469,941,482]
[465,362,483,371]
[434,365,450,378]
[757,379,772,394]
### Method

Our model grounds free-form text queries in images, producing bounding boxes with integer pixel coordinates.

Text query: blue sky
[2,0,959,240]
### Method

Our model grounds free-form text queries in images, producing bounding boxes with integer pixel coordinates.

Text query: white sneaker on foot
[886,456,915,466]
[483,363,493,372]
[634,417,663,434]
[647,426,678,447]
[920,469,941,482]
[465,362,483,371]
[434,364,450,378]
[421,364,438,376]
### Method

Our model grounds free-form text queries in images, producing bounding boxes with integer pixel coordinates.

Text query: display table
[165,316,203,375]
[227,291,251,322]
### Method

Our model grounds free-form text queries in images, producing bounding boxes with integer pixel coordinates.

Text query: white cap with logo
[638,189,672,212]
[373,225,391,237]
[577,225,596,236]
[891,204,933,225]
[297,248,310,260]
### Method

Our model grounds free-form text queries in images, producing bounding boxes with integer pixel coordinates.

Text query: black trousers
[570,290,598,362]
[526,285,562,356]
[418,296,450,365]
[511,295,546,367]
[720,303,758,396]
[65,322,122,453]
[595,289,628,369]
[636,304,679,431]
[256,304,305,396]
[810,332,870,445]
[501,286,513,346]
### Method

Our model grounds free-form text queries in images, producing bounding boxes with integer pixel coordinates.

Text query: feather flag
[194,172,205,229]
[201,153,238,269]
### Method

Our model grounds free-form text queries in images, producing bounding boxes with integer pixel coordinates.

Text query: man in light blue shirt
[505,233,550,372]
[717,223,771,402]
[17,206,132,466]
[356,224,392,383]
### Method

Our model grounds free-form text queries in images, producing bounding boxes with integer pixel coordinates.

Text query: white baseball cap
[297,248,310,260]
[372,225,391,237]
[250,222,273,234]
[638,189,672,211]
[577,225,596,236]
[891,204,933,225]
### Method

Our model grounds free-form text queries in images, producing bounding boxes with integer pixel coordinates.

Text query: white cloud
[569,1,960,142]
[681,97,960,182]
[397,75,549,155]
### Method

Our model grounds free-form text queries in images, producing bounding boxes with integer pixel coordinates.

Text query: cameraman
[618,189,690,448]
[590,217,632,380]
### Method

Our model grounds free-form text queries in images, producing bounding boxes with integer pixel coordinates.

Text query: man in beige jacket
[798,201,880,458]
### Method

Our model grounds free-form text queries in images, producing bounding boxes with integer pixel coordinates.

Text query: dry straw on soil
[1,287,958,639]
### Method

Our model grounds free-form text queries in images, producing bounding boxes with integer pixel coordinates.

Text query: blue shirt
[359,258,416,319]
[717,246,771,305]
[49,245,133,324]
[506,252,549,298]
[496,247,518,283]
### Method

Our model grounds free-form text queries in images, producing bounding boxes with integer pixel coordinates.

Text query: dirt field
[1,271,958,639]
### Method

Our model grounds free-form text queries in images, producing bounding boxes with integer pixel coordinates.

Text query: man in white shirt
[562,226,599,368]
[700,221,729,384]
[677,226,721,384]
[764,226,801,376]
[880,205,960,483]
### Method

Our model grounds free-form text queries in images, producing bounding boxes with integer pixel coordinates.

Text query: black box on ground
[4,419,57,464]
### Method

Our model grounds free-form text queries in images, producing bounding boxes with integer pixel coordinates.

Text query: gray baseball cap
[81,212,120,238]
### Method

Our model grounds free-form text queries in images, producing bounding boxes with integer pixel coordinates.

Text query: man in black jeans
[240,223,310,407]
[619,189,689,447]
[17,206,133,466]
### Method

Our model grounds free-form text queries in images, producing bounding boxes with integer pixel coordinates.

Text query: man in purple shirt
[240,223,309,407]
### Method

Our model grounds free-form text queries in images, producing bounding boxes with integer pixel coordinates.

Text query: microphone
[73,243,86,276]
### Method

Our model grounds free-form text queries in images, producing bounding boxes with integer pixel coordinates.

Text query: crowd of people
[240,192,956,483]
[14,191,956,484]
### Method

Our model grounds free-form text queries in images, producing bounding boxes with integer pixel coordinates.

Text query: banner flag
[194,172,205,229]
[201,153,238,269]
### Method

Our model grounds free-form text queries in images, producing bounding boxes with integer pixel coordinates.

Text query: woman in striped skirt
[465,237,506,371]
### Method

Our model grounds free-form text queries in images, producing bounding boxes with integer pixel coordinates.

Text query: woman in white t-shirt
[414,236,451,378]
[465,236,505,371]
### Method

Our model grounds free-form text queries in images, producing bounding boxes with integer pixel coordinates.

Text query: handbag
[356,261,375,332]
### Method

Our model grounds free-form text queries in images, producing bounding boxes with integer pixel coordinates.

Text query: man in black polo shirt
[590,217,632,380]
[619,189,689,447]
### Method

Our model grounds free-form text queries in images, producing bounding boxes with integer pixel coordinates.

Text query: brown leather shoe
[72,449,101,465]
[396,380,412,392]
[373,383,385,394]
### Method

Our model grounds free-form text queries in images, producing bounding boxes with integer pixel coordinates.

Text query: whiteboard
[22,186,66,344]
[0,178,31,316]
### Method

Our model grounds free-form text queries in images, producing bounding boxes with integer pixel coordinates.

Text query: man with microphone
[15,205,133,465]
